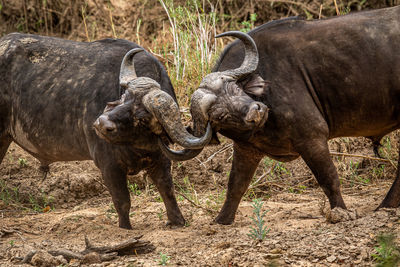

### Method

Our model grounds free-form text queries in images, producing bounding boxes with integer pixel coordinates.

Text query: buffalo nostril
[245,102,268,126]
[97,115,117,133]
[105,125,116,132]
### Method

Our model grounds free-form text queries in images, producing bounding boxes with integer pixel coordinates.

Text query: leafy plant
[347,160,361,186]
[18,158,28,167]
[240,13,257,32]
[128,182,142,196]
[372,233,400,267]
[157,208,164,221]
[372,164,385,179]
[248,198,270,241]
[0,180,21,207]
[158,252,171,265]
[28,190,54,213]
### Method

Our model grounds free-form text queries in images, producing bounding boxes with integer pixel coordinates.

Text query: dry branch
[0,227,22,238]
[200,143,233,167]
[330,151,397,169]
[175,191,217,214]
[20,235,154,264]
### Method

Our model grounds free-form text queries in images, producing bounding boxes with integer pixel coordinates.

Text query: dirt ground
[1,134,400,266]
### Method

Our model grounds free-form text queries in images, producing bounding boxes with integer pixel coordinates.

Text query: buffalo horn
[143,90,212,149]
[216,31,259,80]
[157,138,203,161]
[119,48,144,88]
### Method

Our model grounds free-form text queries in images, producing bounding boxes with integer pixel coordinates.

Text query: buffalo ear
[242,74,267,96]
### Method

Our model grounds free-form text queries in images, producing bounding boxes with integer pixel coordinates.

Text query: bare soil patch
[1,134,399,266]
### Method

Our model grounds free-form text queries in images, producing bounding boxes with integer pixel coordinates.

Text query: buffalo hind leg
[147,155,185,226]
[295,139,346,210]
[101,164,132,229]
[214,143,263,225]
[368,135,383,158]
[0,135,12,165]
[378,147,400,208]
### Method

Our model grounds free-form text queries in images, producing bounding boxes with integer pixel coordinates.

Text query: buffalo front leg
[101,165,132,229]
[147,156,185,226]
[0,135,12,165]
[295,139,346,210]
[214,143,263,225]
[378,147,400,208]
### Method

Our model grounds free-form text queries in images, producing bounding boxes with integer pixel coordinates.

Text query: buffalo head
[190,31,268,141]
[94,48,212,160]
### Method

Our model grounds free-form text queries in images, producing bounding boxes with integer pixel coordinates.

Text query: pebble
[326,255,336,263]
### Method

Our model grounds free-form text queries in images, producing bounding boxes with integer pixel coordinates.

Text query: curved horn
[216,31,259,80]
[143,90,212,149]
[190,89,216,136]
[157,138,203,161]
[119,48,144,87]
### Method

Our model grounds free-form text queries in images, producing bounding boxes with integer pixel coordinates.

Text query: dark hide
[0,33,184,229]
[205,7,400,224]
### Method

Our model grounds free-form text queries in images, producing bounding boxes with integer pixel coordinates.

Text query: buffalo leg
[214,143,263,225]
[147,156,185,226]
[368,135,383,158]
[0,135,12,165]
[378,148,400,208]
[296,139,346,209]
[101,164,132,229]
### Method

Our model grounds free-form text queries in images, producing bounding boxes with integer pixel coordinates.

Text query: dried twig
[330,151,397,169]
[0,227,22,238]
[266,0,324,17]
[200,143,233,167]
[21,250,37,264]
[175,191,216,214]
[20,236,154,264]
[249,161,278,189]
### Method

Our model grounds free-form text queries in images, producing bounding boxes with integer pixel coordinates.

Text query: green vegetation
[158,252,171,265]
[248,198,270,241]
[128,181,142,196]
[0,179,20,206]
[1,179,54,212]
[174,176,199,205]
[372,233,400,267]
[106,203,117,219]
[18,157,28,168]
[28,189,54,213]
[158,0,219,105]
[240,13,257,33]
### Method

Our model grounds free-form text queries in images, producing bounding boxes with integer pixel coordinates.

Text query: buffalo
[168,6,400,224]
[0,33,210,229]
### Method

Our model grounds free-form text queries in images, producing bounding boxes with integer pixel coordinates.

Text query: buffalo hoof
[165,220,185,228]
[325,207,357,223]
[119,221,133,230]
[212,216,234,225]
[376,199,400,210]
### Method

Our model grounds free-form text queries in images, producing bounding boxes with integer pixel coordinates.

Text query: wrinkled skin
[0,33,185,229]
[191,6,400,224]
[94,83,163,148]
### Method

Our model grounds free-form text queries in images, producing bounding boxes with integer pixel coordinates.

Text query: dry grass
[1,0,398,104]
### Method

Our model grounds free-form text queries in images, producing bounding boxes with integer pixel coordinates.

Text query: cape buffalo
[0,33,210,229]
[169,6,400,224]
